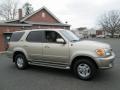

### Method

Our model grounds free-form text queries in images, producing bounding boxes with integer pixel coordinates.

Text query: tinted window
[26,31,43,42]
[10,32,24,42]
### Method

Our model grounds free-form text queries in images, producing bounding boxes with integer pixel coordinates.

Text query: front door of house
[3,33,12,50]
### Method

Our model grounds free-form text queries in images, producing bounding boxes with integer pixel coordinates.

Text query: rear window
[10,32,24,42]
[26,31,43,42]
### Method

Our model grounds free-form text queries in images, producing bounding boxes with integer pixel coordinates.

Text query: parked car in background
[96,35,105,38]
[79,34,84,39]
[113,34,120,38]
[6,29,115,80]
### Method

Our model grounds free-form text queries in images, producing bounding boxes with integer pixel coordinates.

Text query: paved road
[0,38,120,90]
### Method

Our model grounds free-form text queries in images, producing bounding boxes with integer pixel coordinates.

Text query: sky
[17,0,120,28]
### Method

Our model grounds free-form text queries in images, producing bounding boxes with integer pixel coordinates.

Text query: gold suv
[6,29,115,80]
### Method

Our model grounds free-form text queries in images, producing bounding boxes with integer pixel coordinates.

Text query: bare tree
[0,0,18,21]
[98,10,120,38]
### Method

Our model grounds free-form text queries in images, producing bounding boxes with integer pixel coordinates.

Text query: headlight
[96,48,111,56]
[96,48,105,56]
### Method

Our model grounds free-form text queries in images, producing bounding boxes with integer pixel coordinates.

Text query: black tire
[14,54,28,70]
[73,58,97,80]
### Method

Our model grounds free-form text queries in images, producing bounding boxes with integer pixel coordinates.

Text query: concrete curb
[0,51,5,55]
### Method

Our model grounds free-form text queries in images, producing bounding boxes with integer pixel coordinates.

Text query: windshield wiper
[71,39,80,42]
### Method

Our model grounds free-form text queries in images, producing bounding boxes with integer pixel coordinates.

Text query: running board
[29,61,70,69]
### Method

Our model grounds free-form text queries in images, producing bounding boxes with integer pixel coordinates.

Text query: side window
[10,32,24,42]
[26,31,43,42]
[44,31,63,43]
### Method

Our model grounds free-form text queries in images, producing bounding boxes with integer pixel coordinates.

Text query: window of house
[26,31,43,42]
[42,12,46,18]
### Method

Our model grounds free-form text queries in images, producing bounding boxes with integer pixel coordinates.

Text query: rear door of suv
[23,31,44,61]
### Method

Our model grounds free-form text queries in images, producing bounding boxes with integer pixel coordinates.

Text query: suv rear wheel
[73,58,97,80]
[14,54,28,70]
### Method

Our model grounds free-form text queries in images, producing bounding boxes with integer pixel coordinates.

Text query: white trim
[24,21,70,26]
[5,19,19,23]
[0,23,32,26]
[20,6,62,23]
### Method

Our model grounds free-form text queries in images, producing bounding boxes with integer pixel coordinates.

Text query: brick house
[0,7,70,51]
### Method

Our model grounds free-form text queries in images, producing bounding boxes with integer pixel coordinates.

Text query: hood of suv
[74,40,110,49]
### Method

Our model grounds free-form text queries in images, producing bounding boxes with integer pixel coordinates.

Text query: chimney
[18,9,22,20]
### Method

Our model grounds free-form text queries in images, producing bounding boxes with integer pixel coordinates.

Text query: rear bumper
[95,52,115,69]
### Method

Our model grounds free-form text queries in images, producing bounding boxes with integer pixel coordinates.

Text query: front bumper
[95,52,115,69]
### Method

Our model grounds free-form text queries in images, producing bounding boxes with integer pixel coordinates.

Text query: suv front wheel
[73,59,97,80]
[14,54,28,70]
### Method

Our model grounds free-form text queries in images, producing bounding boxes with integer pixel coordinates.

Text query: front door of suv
[42,31,69,64]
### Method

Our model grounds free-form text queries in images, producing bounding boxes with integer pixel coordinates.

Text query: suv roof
[14,29,67,33]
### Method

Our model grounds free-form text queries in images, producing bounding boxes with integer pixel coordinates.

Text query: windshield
[60,30,80,42]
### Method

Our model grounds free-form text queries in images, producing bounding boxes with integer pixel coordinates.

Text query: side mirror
[56,38,66,44]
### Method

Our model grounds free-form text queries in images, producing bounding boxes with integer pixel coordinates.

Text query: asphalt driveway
[0,38,120,90]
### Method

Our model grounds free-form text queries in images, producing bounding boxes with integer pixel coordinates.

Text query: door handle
[44,46,50,48]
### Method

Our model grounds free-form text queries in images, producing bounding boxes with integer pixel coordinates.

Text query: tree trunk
[111,33,114,38]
